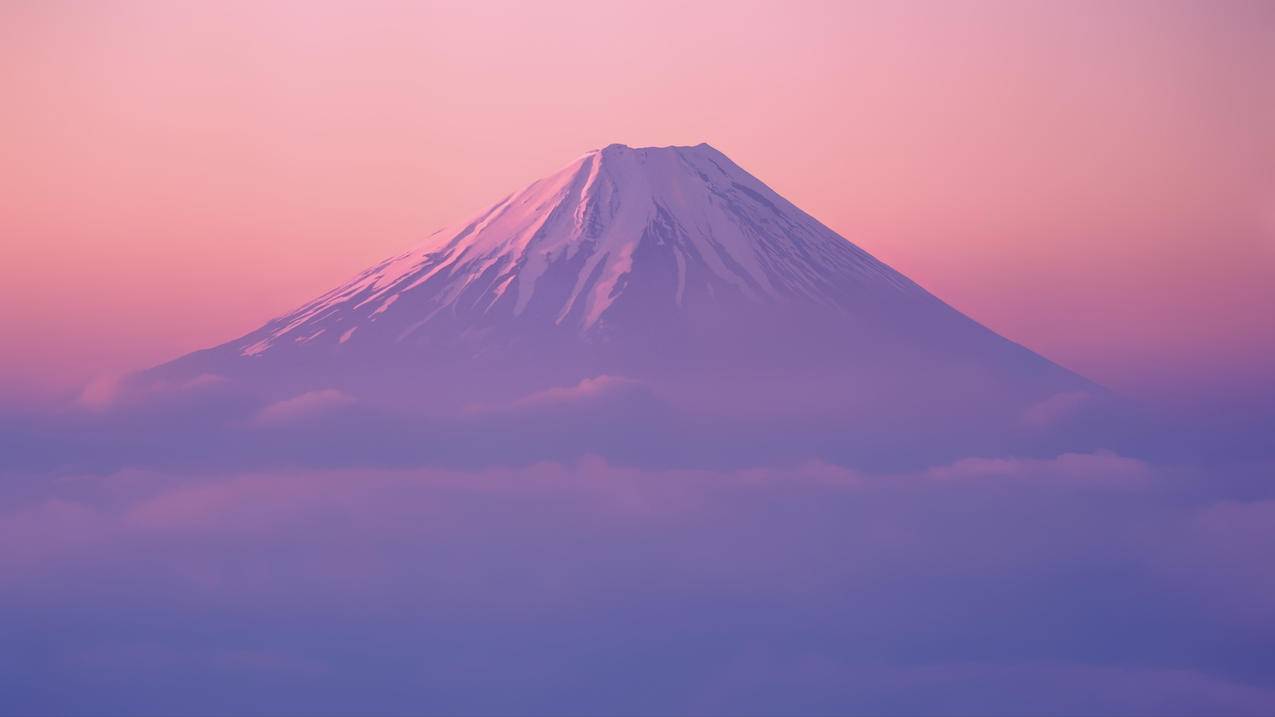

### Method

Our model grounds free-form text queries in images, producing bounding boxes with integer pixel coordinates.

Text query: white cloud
[253,389,355,425]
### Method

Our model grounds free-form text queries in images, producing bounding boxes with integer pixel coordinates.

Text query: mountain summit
[241,142,919,356]
[145,143,1096,442]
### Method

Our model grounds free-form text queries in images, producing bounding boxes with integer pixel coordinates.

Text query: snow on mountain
[236,143,920,357]
[142,142,1095,427]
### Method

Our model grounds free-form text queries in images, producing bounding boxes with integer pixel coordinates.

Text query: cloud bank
[3,451,1274,716]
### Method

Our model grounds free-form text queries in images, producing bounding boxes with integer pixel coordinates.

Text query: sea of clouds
[3,417,1274,715]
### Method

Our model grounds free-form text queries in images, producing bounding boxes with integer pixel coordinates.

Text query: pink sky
[3,1,1273,405]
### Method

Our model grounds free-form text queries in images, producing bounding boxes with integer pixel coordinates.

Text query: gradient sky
[3,0,1273,406]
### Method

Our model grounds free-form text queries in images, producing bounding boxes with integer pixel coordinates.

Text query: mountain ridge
[140,142,1095,426]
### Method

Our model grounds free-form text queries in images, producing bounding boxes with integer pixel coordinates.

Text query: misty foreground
[2,424,1275,716]
[2,357,1274,715]
[3,143,1274,715]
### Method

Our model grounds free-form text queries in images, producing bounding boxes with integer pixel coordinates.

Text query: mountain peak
[591,143,725,167]
[595,142,715,153]
[233,142,917,358]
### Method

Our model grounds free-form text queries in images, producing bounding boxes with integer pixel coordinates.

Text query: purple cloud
[3,451,1273,715]
[1022,390,1095,427]
[253,388,355,425]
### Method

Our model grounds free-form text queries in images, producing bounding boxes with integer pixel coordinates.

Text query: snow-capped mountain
[145,143,1094,423]
[240,143,919,357]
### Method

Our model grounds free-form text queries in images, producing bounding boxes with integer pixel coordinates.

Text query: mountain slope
[240,143,917,353]
[144,143,1093,422]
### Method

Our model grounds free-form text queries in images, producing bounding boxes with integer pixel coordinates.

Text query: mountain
[139,143,1099,455]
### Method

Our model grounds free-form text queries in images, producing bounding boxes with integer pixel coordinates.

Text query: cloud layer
[3,452,1273,715]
